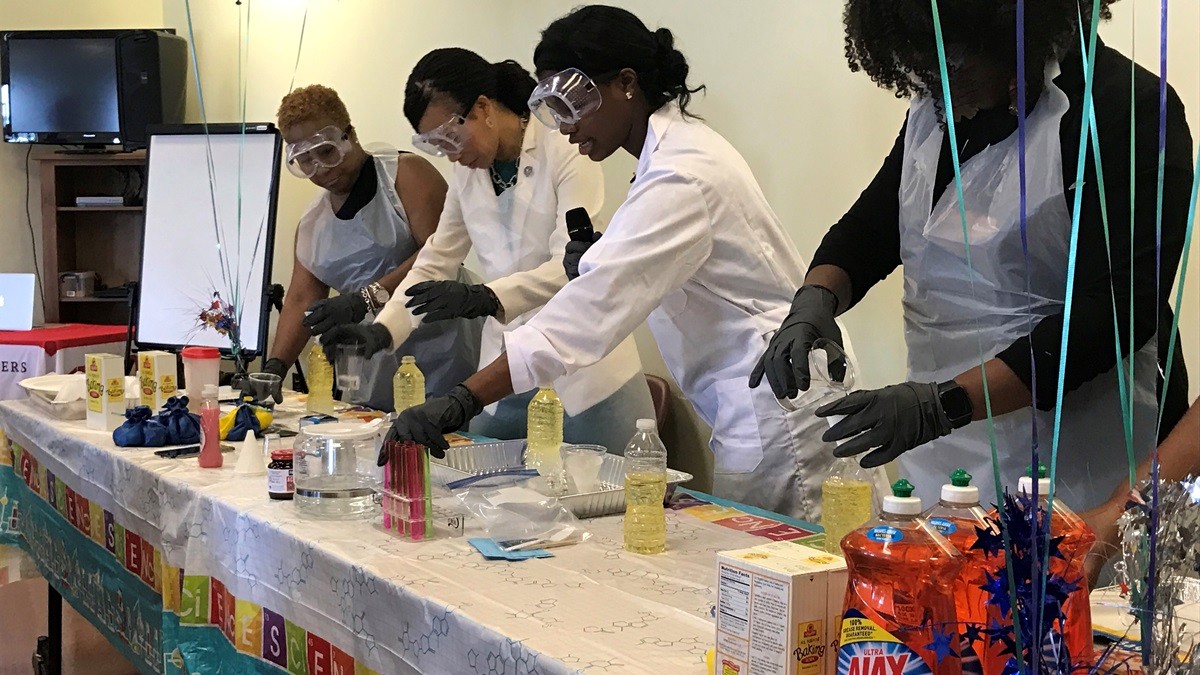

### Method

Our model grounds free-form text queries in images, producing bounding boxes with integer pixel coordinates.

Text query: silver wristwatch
[359,282,390,314]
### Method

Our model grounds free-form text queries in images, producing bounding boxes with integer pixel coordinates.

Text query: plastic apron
[895,65,1157,510]
[295,154,481,410]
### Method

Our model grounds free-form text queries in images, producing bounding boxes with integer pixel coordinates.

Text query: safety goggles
[528,68,604,128]
[284,125,352,178]
[411,114,471,157]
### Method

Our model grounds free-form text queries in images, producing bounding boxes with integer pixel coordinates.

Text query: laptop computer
[0,273,36,331]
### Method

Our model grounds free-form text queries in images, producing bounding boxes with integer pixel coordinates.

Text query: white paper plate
[18,373,140,402]
[18,373,80,399]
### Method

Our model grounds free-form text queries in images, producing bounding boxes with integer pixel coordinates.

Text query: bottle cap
[401,355,416,364]
[636,419,657,431]
[1017,463,1053,496]
[883,478,922,515]
[1017,475,1053,496]
[270,449,292,461]
[181,346,220,360]
[942,468,980,504]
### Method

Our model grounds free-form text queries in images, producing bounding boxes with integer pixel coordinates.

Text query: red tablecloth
[0,324,128,357]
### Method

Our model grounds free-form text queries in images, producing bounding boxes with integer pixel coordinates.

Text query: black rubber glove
[319,323,393,364]
[404,280,500,322]
[749,285,844,398]
[816,381,953,468]
[303,293,369,336]
[262,357,288,380]
[378,384,485,462]
[564,231,602,280]
[233,358,286,405]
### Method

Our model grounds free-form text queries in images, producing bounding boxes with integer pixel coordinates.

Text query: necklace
[489,116,528,193]
[489,162,519,192]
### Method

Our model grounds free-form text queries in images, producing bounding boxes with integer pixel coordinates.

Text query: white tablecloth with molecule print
[0,397,822,674]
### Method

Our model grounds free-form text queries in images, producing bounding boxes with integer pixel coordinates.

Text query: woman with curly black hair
[755,0,1192,513]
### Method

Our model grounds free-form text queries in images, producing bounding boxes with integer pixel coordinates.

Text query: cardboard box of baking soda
[715,541,848,675]
[86,353,126,431]
[137,350,178,409]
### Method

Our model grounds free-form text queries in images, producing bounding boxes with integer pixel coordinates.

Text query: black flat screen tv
[1,29,187,149]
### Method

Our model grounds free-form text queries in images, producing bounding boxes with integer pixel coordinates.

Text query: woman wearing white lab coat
[366,7,851,520]
[323,47,653,455]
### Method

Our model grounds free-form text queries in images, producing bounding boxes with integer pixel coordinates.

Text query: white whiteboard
[137,129,280,353]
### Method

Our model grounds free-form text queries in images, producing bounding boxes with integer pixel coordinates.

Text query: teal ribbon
[927,0,1025,665]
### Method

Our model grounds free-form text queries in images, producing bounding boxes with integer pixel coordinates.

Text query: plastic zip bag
[449,470,590,550]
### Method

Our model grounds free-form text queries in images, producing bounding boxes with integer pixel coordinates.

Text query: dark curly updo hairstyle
[843,0,1116,103]
[404,47,536,130]
[533,4,705,118]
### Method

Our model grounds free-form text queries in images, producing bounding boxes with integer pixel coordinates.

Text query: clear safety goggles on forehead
[528,68,604,128]
[411,114,470,157]
[284,125,352,178]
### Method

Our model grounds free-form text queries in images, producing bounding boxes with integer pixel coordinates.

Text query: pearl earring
[625,91,633,100]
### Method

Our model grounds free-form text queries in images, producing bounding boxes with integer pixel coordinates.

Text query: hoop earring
[485,117,495,128]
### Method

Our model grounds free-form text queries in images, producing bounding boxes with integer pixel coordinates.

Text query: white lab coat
[504,105,852,519]
[376,119,643,415]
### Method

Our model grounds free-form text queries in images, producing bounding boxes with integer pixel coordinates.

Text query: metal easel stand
[32,585,62,675]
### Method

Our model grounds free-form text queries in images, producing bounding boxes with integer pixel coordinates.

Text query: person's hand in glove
[303,293,368,336]
[749,285,844,399]
[404,280,500,322]
[319,323,392,364]
[378,384,484,462]
[564,231,602,280]
[816,381,955,468]
[234,357,286,405]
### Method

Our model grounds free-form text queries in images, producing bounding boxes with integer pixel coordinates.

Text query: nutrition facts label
[718,563,751,636]
[717,561,793,675]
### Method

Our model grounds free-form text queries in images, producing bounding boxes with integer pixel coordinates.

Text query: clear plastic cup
[335,344,366,396]
[562,444,607,493]
[248,372,282,405]
[776,338,854,412]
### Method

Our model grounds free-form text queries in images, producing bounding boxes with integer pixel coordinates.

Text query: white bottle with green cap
[923,468,990,540]
[838,478,962,674]
[923,469,1003,673]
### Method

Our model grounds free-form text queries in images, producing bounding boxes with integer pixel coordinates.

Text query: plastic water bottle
[839,479,963,675]
[924,469,1003,674]
[392,356,426,412]
[198,384,223,468]
[821,456,875,554]
[623,419,667,554]
[305,343,335,414]
[526,388,564,478]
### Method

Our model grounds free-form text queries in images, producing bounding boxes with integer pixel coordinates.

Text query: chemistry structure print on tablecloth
[0,398,826,674]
